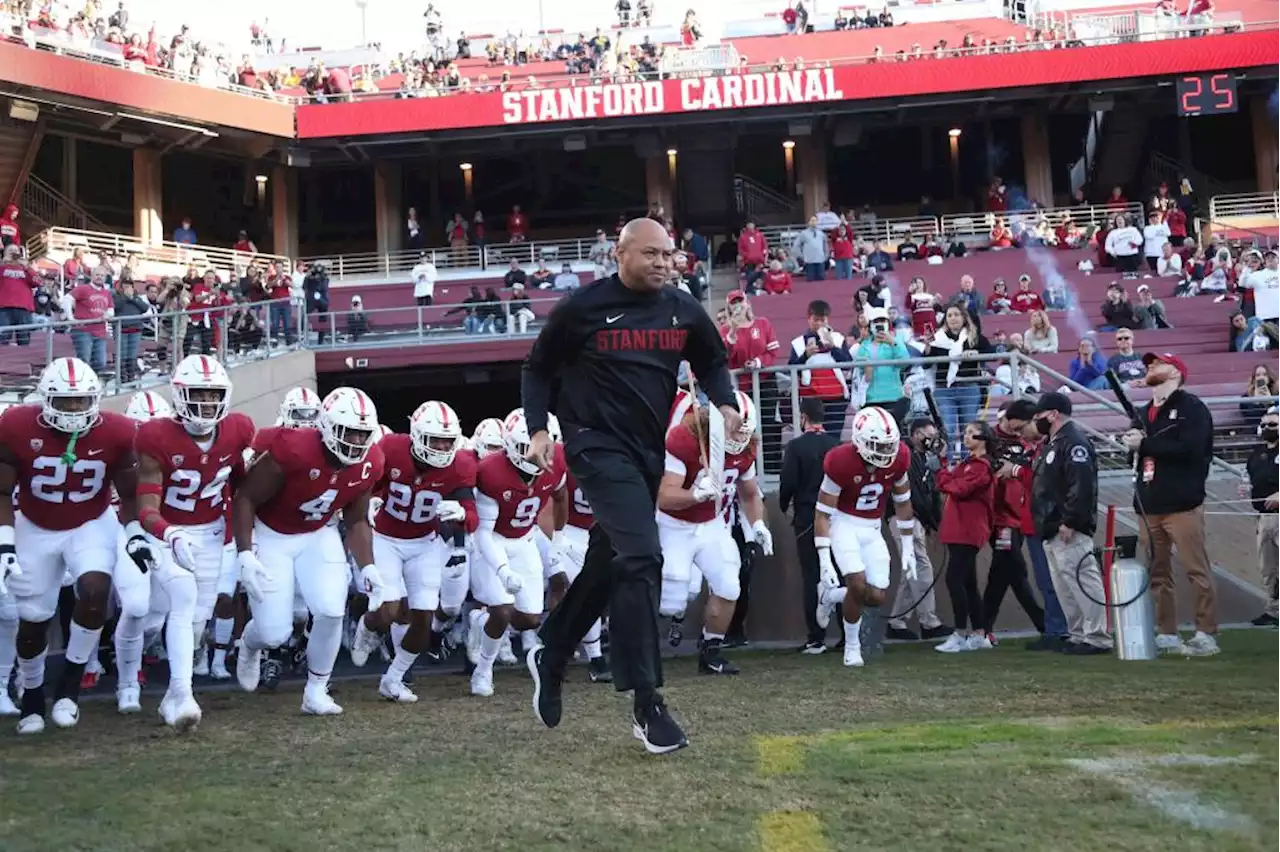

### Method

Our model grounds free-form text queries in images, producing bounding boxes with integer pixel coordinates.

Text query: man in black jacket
[1245,406,1278,626]
[886,418,951,641]
[1031,392,1111,654]
[778,398,840,653]
[521,217,739,755]
[1122,353,1218,656]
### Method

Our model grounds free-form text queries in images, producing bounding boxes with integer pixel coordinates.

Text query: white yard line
[1066,755,1258,836]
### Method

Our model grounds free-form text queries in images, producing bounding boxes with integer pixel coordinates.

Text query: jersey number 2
[855,482,885,512]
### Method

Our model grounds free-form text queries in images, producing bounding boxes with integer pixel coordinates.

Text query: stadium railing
[298,294,564,347]
[939,202,1145,240]
[1208,192,1280,224]
[25,227,294,282]
[0,297,302,399]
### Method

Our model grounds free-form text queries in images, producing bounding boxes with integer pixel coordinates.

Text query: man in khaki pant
[1245,406,1279,626]
[1122,353,1219,656]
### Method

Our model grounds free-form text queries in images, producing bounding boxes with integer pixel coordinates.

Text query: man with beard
[1121,353,1218,657]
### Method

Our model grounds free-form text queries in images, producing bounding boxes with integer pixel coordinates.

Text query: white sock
[843,618,862,650]
[387,647,417,681]
[582,639,602,660]
[389,622,410,652]
[521,628,540,652]
[164,614,195,693]
[306,615,344,680]
[703,629,725,642]
[212,617,234,667]
[478,627,501,673]
[0,614,18,687]
[19,649,47,690]
[64,621,103,665]
[583,619,601,645]
[113,614,146,687]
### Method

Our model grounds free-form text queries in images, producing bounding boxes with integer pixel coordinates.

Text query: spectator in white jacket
[1156,242,1184,278]
[1104,214,1143,277]
[411,252,438,306]
[1142,210,1171,272]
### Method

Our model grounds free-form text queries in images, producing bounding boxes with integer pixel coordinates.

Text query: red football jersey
[374,433,478,540]
[662,424,756,525]
[253,427,385,534]
[565,470,593,530]
[0,406,136,531]
[136,413,255,527]
[823,442,910,519]
[475,449,566,540]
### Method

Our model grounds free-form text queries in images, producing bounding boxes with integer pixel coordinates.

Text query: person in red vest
[446,213,469,265]
[1105,185,1129,211]
[761,260,793,295]
[507,205,528,242]
[0,243,41,345]
[986,179,1007,213]
[736,221,768,278]
[0,204,20,249]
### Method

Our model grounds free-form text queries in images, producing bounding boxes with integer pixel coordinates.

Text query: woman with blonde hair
[1024,309,1058,353]
[928,304,992,455]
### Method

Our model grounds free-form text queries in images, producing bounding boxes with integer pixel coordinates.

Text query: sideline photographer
[1245,406,1278,626]
[886,418,951,641]
[984,400,1045,637]
[303,261,332,344]
[1031,393,1112,655]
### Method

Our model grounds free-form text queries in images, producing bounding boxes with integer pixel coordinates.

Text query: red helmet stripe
[65,358,77,388]
[356,392,367,416]
[147,394,156,416]
[438,402,450,428]
[200,356,212,379]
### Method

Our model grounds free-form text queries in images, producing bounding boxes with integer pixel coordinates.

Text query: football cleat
[469,667,494,698]
[349,617,379,667]
[16,713,45,736]
[50,698,80,728]
[235,641,262,692]
[843,645,865,668]
[117,684,142,714]
[379,676,419,704]
[160,689,202,733]
[301,683,343,716]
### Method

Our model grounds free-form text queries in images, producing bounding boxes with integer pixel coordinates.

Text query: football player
[277,386,321,429]
[657,392,771,675]
[0,357,151,734]
[232,387,384,715]
[120,356,254,728]
[815,407,917,668]
[354,401,476,703]
[466,408,566,697]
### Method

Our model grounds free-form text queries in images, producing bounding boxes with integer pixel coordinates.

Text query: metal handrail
[1208,192,1280,221]
[940,202,1145,238]
[25,227,293,280]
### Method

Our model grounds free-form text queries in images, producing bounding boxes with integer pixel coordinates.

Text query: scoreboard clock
[1175,73,1238,116]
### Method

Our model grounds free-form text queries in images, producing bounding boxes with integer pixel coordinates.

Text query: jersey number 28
[383,484,441,524]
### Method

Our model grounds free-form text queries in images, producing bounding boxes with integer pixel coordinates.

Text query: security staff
[778,397,840,653]
[886,418,951,641]
[1030,392,1112,654]
[1245,406,1279,626]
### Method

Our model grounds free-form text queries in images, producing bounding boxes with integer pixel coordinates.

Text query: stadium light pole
[782,139,796,193]
[355,0,369,45]
[460,162,473,205]
[948,128,962,200]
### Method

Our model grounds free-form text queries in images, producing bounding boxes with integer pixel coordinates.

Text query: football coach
[520,217,741,755]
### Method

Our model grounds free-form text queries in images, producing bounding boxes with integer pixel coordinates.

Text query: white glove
[496,563,522,594]
[690,470,719,503]
[436,499,466,523]
[444,548,468,581]
[899,535,917,582]
[817,542,838,589]
[358,564,385,609]
[751,520,774,556]
[238,550,269,602]
[124,520,157,575]
[0,525,20,597]
[166,528,200,574]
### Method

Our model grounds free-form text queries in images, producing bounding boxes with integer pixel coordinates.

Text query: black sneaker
[1250,613,1279,627]
[587,656,613,684]
[799,640,826,655]
[886,626,920,641]
[722,634,748,649]
[666,617,684,648]
[632,696,689,755]
[698,639,739,675]
[1025,635,1065,652]
[527,646,566,729]
[921,624,954,640]
[1063,641,1110,656]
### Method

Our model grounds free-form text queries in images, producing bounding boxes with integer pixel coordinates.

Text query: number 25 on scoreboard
[1176,73,1237,117]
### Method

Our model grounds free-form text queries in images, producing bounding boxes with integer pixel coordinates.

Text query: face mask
[1263,427,1279,442]
[1035,417,1052,436]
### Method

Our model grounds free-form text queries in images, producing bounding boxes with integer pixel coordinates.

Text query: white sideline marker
[1066,755,1258,836]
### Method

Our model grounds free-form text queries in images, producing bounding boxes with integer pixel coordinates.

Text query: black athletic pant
[795,525,824,643]
[945,544,984,632]
[726,522,754,638]
[982,529,1045,633]
[538,447,664,694]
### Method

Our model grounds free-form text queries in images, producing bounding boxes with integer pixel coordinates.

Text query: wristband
[0,525,13,547]
[138,505,171,541]
[136,482,163,498]
[814,536,831,549]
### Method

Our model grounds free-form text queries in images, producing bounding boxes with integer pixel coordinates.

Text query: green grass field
[1,632,1276,852]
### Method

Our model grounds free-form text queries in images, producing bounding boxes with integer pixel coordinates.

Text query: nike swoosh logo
[347,481,364,488]
[605,314,624,324]
[219,455,232,462]
[86,449,104,456]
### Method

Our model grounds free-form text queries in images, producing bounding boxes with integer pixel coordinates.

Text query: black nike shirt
[522,275,736,474]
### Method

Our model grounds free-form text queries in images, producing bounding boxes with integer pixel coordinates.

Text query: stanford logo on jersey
[390,468,401,479]
[309,468,320,480]
[172,455,184,466]
[595,328,688,353]
[29,439,41,451]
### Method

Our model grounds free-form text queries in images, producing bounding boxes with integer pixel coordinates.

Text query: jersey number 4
[166,466,233,513]
[29,457,107,503]
[383,483,442,524]
[299,489,339,522]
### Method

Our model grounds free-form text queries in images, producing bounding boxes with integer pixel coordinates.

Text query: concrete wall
[99,349,317,425]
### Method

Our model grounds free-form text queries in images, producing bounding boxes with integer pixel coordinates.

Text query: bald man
[522,218,740,755]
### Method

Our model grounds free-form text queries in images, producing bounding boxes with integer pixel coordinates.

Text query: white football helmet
[502,408,541,476]
[410,400,462,468]
[319,387,379,465]
[724,390,757,455]
[278,386,321,429]
[375,424,393,443]
[37,357,102,434]
[471,418,504,458]
[171,354,232,433]
[124,390,174,422]
[852,406,901,468]
[545,412,562,443]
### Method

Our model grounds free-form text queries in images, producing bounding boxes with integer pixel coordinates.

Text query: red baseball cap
[727,289,748,304]
[1142,352,1188,381]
